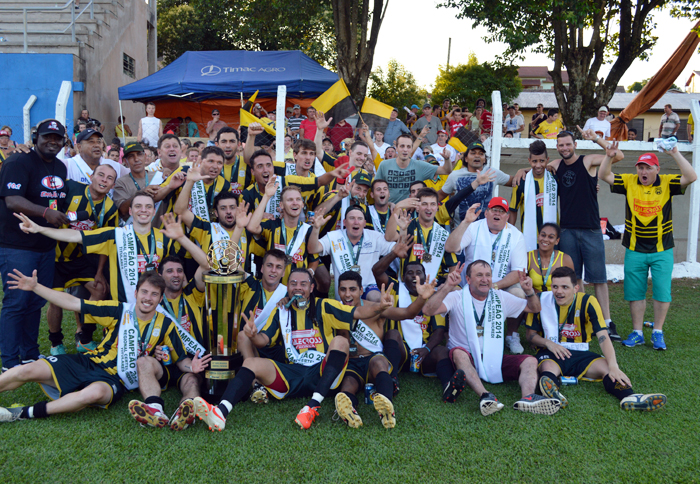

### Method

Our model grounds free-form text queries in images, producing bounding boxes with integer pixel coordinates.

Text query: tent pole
[119,100,126,146]
[276,85,287,163]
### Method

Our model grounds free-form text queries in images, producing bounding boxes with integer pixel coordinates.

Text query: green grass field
[0,280,698,483]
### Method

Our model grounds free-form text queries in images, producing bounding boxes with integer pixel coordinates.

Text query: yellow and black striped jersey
[237,275,281,322]
[221,155,251,195]
[81,227,184,302]
[611,173,685,253]
[56,180,118,262]
[261,298,355,362]
[401,219,457,283]
[316,191,368,237]
[385,277,446,345]
[509,176,559,231]
[160,278,205,348]
[526,292,606,344]
[258,219,319,284]
[160,165,231,218]
[240,175,320,215]
[80,300,187,375]
[188,215,252,273]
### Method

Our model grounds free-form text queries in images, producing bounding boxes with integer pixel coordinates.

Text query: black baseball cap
[124,141,145,155]
[76,128,103,144]
[36,119,66,137]
[467,141,486,153]
[352,169,372,187]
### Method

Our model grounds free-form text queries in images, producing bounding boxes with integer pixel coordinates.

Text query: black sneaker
[391,374,400,398]
[442,369,467,403]
[608,321,621,342]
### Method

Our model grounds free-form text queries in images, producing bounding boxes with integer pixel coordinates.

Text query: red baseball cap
[0,130,9,137]
[488,197,509,211]
[636,153,659,167]
[437,130,447,135]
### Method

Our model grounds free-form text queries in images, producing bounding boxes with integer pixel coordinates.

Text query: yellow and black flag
[241,90,259,112]
[360,97,393,133]
[448,126,479,153]
[240,109,276,136]
[311,79,357,126]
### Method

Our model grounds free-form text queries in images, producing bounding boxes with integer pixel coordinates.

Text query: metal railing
[0,0,94,53]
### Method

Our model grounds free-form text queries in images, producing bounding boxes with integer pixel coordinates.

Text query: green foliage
[157,0,337,67]
[627,79,681,93]
[431,55,522,110]
[367,60,427,112]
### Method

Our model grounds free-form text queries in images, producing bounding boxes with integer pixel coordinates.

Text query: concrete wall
[0,53,75,143]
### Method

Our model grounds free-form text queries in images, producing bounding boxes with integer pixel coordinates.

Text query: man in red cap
[431,130,457,164]
[599,142,697,351]
[445,196,528,354]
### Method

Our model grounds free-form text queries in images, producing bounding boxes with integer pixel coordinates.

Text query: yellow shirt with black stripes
[80,300,187,375]
[160,165,231,218]
[81,227,185,302]
[316,190,368,238]
[400,219,457,283]
[260,298,355,363]
[509,175,559,231]
[258,219,319,284]
[161,278,206,349]
[611,173,685,253]
[221,155,251,196]
[56,180,119,263]
[240,174,320,216]
[385,276,446,345]
[525,292,606,345]
[187,214,252,273]
[237,275,278,323]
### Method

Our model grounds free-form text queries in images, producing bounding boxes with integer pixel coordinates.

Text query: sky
[372,1,699,92]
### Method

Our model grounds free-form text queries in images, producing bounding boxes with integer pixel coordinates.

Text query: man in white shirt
[445,197,528,354]
[65,129,129,185]
[503,106,524,139]
[582,106,612,139]
[430,130,457,164]
[373,130,391,158]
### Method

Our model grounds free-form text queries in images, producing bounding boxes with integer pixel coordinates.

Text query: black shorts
[535,348,604,379]
[40,354,125,408]
[258,345,286,363]
[346,353,392,385]
[52,254,101,289]
[266,358,348,400]
[158,361,185,391]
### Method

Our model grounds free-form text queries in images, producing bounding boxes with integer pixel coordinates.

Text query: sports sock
[540,371,561,387]
[144,396,165,413]
[48,331,64,347]
[374,371,393,401]
[435,357,454,387]
[307,392,324,408]
[306,350,346,407]
[633,329,643,336]
[603,374,634,401]
[342,391,359,408]
[605,319,612,324]
[218,366,255,418]
[20,401,48,419]
[80,324,97,344]
[652,329,662,334]
[383,339,403,377]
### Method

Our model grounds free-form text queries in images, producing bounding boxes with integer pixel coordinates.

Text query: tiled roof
[517,66,569,83]
[510,90,700,111]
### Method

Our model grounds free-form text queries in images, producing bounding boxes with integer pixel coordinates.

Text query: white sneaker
[506,333,524,354]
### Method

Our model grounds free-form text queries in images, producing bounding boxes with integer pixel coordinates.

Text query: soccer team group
[0,109,695,431]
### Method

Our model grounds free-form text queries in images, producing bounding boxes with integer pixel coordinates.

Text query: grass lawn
[0,280,698,483]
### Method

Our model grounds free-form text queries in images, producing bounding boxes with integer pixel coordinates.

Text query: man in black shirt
[0,119,69,371]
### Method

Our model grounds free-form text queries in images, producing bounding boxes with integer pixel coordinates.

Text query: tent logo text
[201,65,287,76]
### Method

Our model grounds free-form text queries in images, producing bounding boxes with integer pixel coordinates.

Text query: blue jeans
[559,228,607,283]
[0,247,56,369]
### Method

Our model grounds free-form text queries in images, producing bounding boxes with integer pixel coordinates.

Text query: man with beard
[193,267,395,431]
[215,127,250,196]
[334,269,436,428]
[65,129,128,185]
[113,142,167,224]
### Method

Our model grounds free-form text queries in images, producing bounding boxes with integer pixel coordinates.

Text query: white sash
[368,205,387,234]
[114,226,139,305]
[190,180,210,223]
[461,286,505,384]
[473,222,513,282]
[279,307,326,366]
[265,176,283,216]
[70,155,93,183]
[254,283,288,331]
[399,282,426,351]
[327,230,355,274]
[423,222,448,280]
[159,299,206,356]
[117,304,141,390]
[336,197,350,230]
[523,170,557,252]
[351,320,383,353]
[286,223,311,262]
[539,292,589,351]
[285,159,326,176]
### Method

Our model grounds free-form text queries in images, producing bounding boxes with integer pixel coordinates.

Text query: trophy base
[201,353,243,404]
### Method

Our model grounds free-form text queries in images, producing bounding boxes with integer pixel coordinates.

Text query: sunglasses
[212,112,220,115]
[423,151,431,155]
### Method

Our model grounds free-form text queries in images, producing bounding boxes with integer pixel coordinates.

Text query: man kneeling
[525,267,666,411]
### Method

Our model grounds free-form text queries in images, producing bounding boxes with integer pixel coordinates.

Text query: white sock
[28,406,34,419]
[312,392,324,404]
[652,329,662,334]
[633,330,643,336]
[512,332,520,339]
[605,319,612,324]
[149,403,163,413]
[220,400,233,413]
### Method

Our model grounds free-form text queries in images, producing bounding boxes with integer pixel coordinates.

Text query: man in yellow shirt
[534,109,566,139]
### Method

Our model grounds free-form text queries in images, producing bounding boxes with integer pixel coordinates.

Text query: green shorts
[623,248,673,303]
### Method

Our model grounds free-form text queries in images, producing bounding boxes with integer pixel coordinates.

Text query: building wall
[0,53,75,144]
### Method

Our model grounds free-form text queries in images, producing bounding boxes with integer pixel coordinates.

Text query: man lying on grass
[526,267,666,412]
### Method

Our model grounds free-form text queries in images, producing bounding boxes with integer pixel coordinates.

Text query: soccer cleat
[391,374,400,398]
[608,321,622,342]
[513,393,561,415]
[651,332,667,351]
[506,334,524,354]
[539,375,569,409]
[295,405,320,430]
[622,332,645,347]
[334,393,363,428]
[250,382,269,404]
[128,400,169,428]
[194,397,226,432]
[620,393,667,412]
[50,344,67,356]
[442,369,467,403]
[479,393,505,416]
[373,393,396,429]
[169,399,196,431]
[0,406,23,423]
[77,341,98,353]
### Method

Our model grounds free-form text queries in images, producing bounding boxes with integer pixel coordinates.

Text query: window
[123,53,135,78]
[628,118,644,140]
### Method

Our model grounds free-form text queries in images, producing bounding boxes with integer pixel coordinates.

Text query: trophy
[202,240,246,401]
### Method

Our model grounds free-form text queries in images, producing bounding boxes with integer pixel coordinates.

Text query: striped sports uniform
[257,219,318,284]
[187,215,252,273]
[240,174,320,215]
[317,191,368,237]
[525,292,607,378]
[53,180,118,289]
[160,278,206,351]
[258,298,355,399]
[237,275,286,361]
[526,250,566,293]
[509,176,557,231]
[221,155,251,195]
[81,227,184,302]
[160,165,231,218]
[403,219,458,283]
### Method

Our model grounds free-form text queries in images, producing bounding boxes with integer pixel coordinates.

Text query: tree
[331,0,388,105]
[157,0,337,67]
[438,0,700,131]
[431,53,522,110]
[367,60,427,112]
